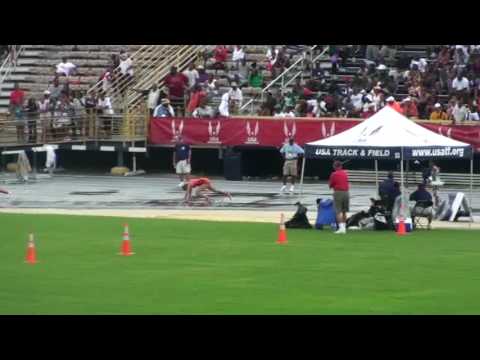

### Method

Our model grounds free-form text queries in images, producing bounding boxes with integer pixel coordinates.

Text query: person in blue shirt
[173,135,191,187]
[379,171,401,211]
[410,183,433,203]
[410,183,434,228]
[279,137,304,194]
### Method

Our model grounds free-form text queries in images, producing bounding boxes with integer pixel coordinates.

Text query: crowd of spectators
[8,45,480,145]
[5,47,137,143]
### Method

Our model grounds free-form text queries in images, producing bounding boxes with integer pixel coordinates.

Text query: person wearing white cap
[401,97,419,119]
[386,96,403,114]
[429,103,448,121]
[153,98,175,117]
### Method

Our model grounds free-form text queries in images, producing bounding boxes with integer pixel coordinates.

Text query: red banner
[149,117,480,151]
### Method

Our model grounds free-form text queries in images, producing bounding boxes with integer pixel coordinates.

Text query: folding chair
[411,200,434,230]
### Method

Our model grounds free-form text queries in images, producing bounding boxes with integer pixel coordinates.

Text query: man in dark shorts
[182,177,231,205]
[329,160,350,234]
[173,135,191,187]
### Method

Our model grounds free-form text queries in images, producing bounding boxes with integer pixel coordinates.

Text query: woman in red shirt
[182,177,232,205]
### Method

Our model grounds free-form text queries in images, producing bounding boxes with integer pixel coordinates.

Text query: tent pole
[470,158,473,224]
[299,156,306,197]
[374,159,379,197]
[400,148,405,219]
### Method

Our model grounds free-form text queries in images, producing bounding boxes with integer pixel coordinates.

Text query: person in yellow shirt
[429,103,449,121]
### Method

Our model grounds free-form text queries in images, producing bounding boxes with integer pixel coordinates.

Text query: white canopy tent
[300,106,474,209]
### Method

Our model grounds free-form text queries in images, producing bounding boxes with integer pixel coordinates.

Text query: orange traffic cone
[25,233,37,264]
[277,213,288,244]
[119,224,135,256]
[397,217,407,236]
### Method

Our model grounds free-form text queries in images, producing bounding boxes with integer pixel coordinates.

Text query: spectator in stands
[119,50,134,92]
[233,58,250,87]
[25,98,39,143]
[96,92,113,115]
[401,97,419,119]
[284,90,297,111]
[451,72,470,101]
[451,100,468,123]
[371,85,385,112]
[218,91,231,117]
[212,45,228,71]
[232,45,245,70]
[259,91,277,116]
[386,96,403,114]
[249,68,264,88]
[110,53,120,69]
[145,83,161,116]
[453,46,468,71]
[183,63,199,92]
[197,65,209,87]
[228,82,243,114]
[154,98,175,118]
[186,84,207,116]
[71,91,85,136]
[97,92,114,138]
[192,98,214,118]
[272,46,288,77]
[165,66,189,117]
[465,103,480,121]
[361,102,376,119]
[9,82,25,142]
[48,77,63,103]
[56,57,77,77]
[205,74,220,100]
[429,103,448,121]
[38,91,51,142]
[266,46,279,72]
[100,66,114,94]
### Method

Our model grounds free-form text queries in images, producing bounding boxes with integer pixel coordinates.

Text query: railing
[0,111,148,147]
[240,45,329,114]
[86,45,160,102]
[126,45,204,112]
[86,45,204,114]
[0,45,25,90]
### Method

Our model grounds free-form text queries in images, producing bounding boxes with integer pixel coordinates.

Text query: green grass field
[1,213,480,314]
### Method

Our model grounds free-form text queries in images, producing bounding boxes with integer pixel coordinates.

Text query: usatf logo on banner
[171,120,184,142]
[321,122,336,138]
[245,121,259,144]
[207,121,221,144]
[283,121,296,143]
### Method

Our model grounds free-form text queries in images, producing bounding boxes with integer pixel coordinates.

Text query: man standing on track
[329,160,350,234]
[173,135,191,188]
[182,177,232,205]
[279,137,304,194]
